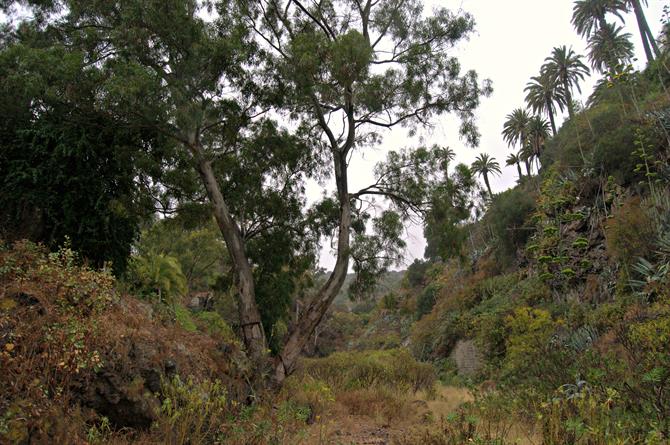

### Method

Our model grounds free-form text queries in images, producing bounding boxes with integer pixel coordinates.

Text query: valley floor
[299,385,539,445]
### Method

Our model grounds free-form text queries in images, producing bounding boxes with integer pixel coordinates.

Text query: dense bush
[416,283,440,319]
[484,185,537,266]
[605,196,656,269]
[406,259,430,287]
[297,349,435,393]
[0,240,300,444]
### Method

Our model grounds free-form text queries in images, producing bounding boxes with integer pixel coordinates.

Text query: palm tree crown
[587,22,635,73]
[502,108,532,150]
[471,153,501,198]
[439,145,456,175]
[571,0,626,37]
[524,71,565,136]
[543,46,590,119]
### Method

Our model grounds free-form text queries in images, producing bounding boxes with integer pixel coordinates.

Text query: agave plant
[556,379,591,401]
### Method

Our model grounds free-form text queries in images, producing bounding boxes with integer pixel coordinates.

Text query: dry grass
[296,384,474,445]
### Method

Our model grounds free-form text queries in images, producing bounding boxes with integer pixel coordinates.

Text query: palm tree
[132,253,188,304]
[626,0,661,62]
[571,0,626,38]
[527,116,551,170]
[519,144,534,176]
[502,108,531,153]
[471,153,501,198]
[440,145,456,176]
[506,152,524,180]
[543,46,590,119]
[587,23,635,73]
[524,71,565,136]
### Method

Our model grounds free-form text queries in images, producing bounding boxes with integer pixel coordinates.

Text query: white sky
[314,0,666,270]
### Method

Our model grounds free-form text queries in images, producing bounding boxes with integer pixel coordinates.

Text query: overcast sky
[314,0,666,271]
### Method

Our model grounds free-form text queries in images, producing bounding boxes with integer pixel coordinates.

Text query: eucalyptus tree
[543,46,590,119]
[502,108,531,155]
[527,116,551,170]
[2,0,302,366]
[506,152,524,180]
[5,0,490,385]
[524,71,565,136]
[236,0,491,383]
[471,153,501,198]
[587,22,635,73]
[423,163,481,261]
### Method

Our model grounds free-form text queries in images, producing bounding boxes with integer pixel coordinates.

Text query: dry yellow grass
[298,385,475,444]
[298,384,542,445]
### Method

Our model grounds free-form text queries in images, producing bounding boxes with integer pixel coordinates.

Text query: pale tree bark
[191,143,268,366]
[273,88,356,384]
[273,152,351,383]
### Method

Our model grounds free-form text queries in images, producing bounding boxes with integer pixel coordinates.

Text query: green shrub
[605,197,655,268]
[174,304,197,332]
[194,311,238,344]
[486,186,537,266]
[416,283,440,319]
[298,349,435,393]
[406,259,430,287]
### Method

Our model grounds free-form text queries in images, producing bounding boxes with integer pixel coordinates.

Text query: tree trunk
[193,149,268,366]
[273,150,352,385]
[643,16,661,59]
[547,100,557,136]
[516,163,523,180]
[483,173,493,198]
[564,79,574,119]
[632,0,655,63]
[524,158,532,176]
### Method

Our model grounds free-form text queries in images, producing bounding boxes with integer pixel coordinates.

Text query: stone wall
[449,339,483,376]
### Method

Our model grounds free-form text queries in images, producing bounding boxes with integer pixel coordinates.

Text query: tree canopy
[0,0,491,384]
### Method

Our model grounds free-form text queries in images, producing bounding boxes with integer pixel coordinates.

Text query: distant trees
[572,0,659,64]
[424,163,482,261]
[502,108,534,175]
[129,253,188,304]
